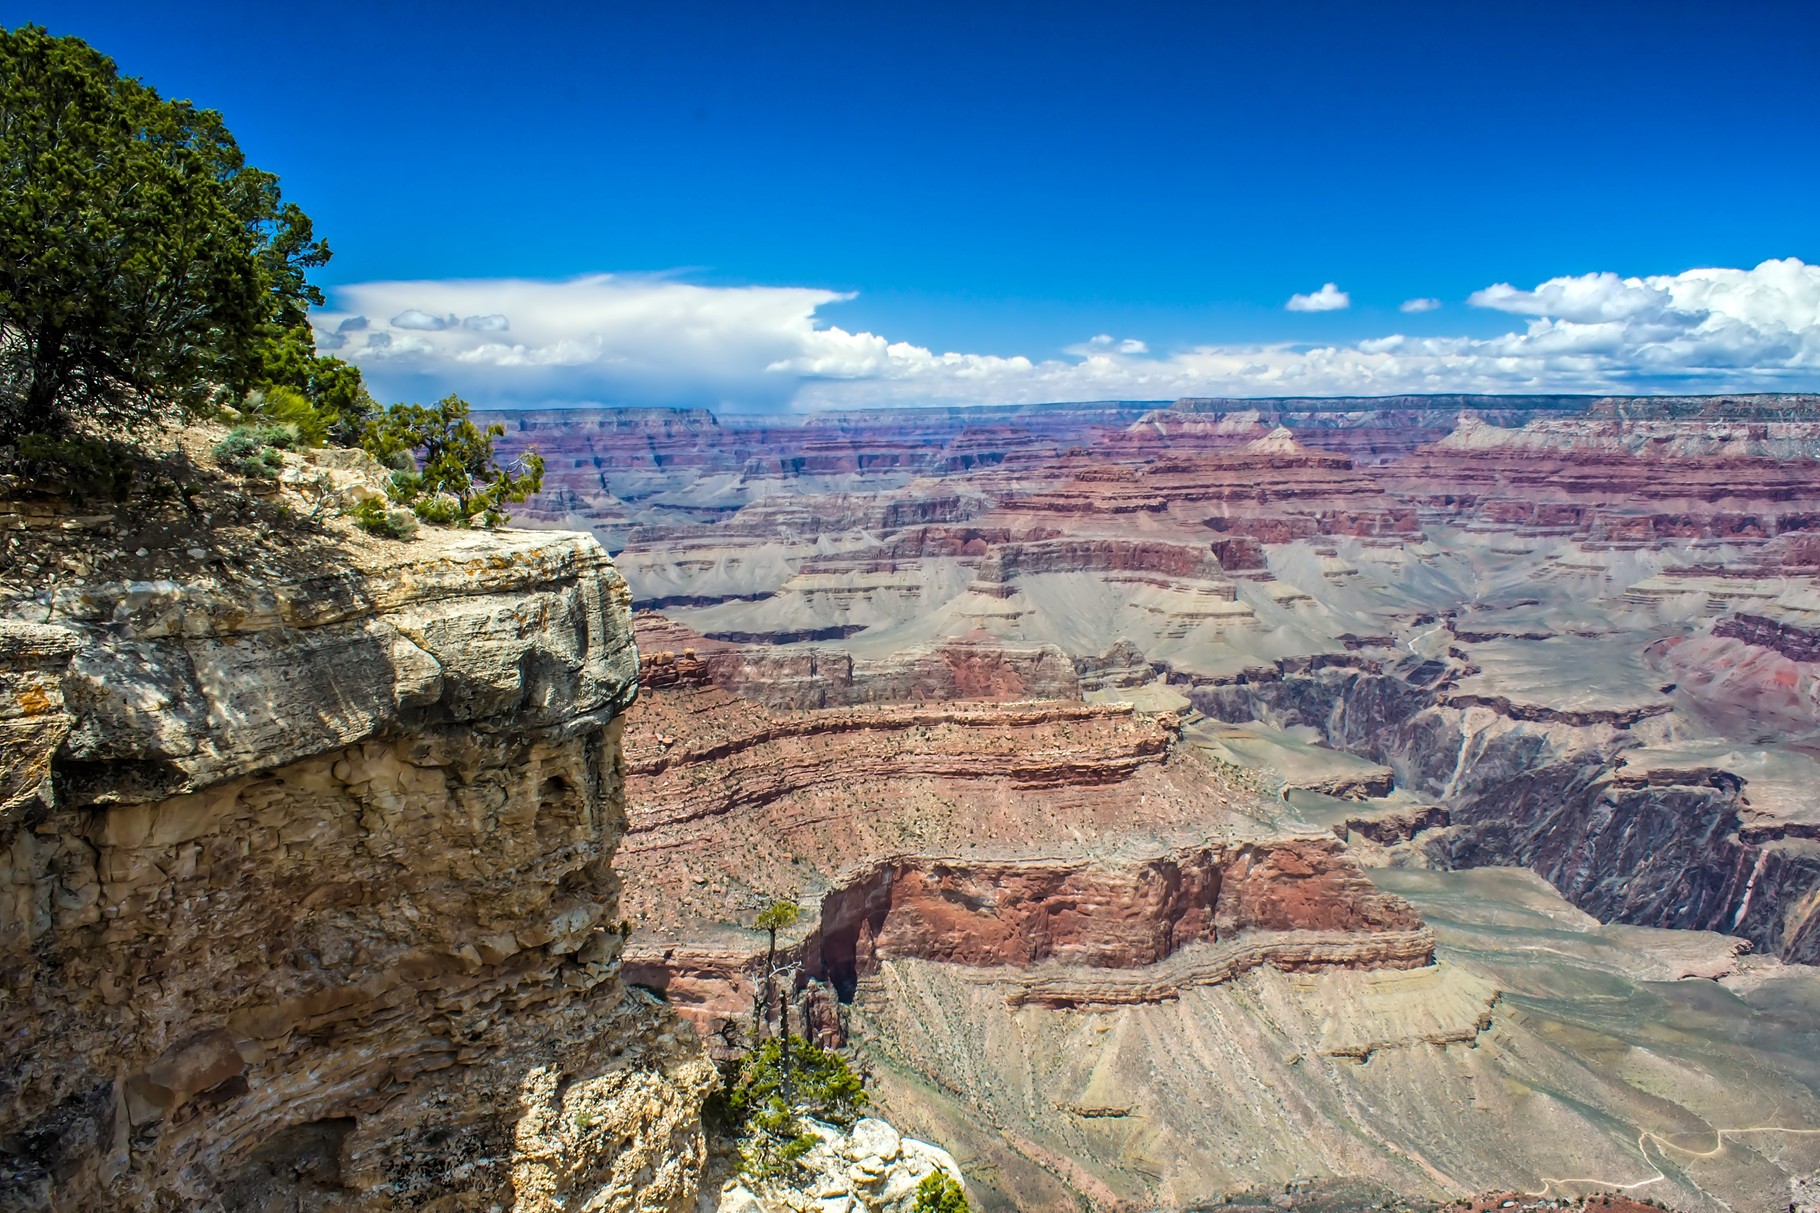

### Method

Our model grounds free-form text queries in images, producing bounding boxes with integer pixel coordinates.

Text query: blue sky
[30,2,1820,409]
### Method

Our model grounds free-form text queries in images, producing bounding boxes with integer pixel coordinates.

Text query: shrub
[247,322,378,446]
[9,433,138,501]
[912,1172,970,1213]
[242,384,329,447]
[408,491,464,526]
[212,425,294,478]
[707,1036,869,1185]
[349,496,418,540]
[361,394,542,527]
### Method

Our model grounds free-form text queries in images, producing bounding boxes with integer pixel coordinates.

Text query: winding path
[1530,1122,1820,1204]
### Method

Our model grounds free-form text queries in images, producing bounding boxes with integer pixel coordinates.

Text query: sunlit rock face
[0,530,712,1212]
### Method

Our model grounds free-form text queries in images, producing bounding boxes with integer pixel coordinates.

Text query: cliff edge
[0,519,714,1211]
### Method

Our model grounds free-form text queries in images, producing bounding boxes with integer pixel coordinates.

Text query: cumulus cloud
[311,259,1820,412]
[1287,283,1350,312]
[1085,334,1149,355]
[318,274,860,410]
[1400,297,1441,313]
[1470,272,1670,323]
[392,309,458,331]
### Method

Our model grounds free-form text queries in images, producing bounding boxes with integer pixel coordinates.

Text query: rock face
[616,669,1252,944]
[1195,648,1820,964]
[711,1116,964,1213]
[0,529,713,1211]
[807,841,1429,996]
[633,613,1082,708]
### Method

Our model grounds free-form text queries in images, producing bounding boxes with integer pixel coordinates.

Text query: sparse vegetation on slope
[706,1035,868,1184]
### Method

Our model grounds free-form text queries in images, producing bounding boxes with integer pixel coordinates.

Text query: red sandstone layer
[615,668,1431,1035]
[805,839,1426,984]
[634,612,1081,707]
[616,680,1239,937]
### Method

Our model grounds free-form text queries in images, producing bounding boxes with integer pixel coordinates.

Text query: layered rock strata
[805,841,1432,1004]
[615,662,1435,1059]
[616,677,1253,940]
[1194,648,1820,963]
[0,530,713,1211]
[1384,414,1820,544]
[633,613,1081,708]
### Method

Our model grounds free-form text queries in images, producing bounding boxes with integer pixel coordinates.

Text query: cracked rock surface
[0,523,711,1212]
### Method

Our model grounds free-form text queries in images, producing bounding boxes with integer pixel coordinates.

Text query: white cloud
[312,258,1820,412]
[1287,283,1350,312]
[392,309,458,331]
[1470,272,1670,323]
[1400,297,1441,313]
[1084,334,1149,354]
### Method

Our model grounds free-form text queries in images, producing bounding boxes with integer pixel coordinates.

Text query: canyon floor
[496,394,1820,1212]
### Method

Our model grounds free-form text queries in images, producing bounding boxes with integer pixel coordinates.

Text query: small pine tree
[705,1035,869,1186]
[753,901,801,1044]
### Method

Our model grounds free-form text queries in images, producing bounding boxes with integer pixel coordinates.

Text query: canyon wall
[1193,651,1820,963]
[0,530,713,1211]
[474,395,1820,1211]
[806,840,1432,1000]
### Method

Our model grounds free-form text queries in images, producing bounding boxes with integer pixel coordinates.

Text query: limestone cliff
[0,527,713,1211]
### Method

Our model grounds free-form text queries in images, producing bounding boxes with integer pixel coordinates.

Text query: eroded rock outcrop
[710,1117,964,1213]
[0,530,714,1211]
[806,840,1430,1001]
[616,676,1252,938]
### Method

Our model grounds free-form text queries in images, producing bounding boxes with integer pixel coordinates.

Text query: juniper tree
[0,25,328,439]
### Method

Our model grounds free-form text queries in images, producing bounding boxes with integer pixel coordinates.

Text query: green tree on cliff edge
[0,25,329,440]
[753,901,801,1055]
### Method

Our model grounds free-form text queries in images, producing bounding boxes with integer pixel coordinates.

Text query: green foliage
[738,1104,817,1186]
[349,496,419,540]
[9,433,138,501]
[247,323,377,445]
[706,1036,869,1185]
[912,1172,970,1213]
[361,394,543,527]
[212,425,295,479]
[0,25,329,440]
[754,902,801,934]
[243,385,329,447]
